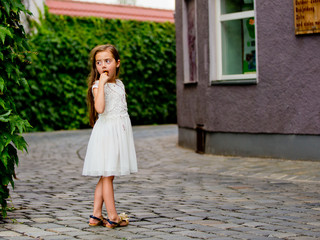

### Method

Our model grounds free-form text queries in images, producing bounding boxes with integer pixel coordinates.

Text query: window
[182,0,198,83]
[209,0,257,84]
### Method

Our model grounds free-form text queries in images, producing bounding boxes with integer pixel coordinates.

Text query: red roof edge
[45,0,175,23]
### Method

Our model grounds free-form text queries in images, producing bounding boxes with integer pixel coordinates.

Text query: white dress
[82,79,138,177]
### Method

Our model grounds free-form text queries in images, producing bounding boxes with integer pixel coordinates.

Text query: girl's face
[95,50,120,79]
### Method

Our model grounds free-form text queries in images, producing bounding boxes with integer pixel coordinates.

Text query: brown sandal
[88,215,104,226]
[105,213,129,228]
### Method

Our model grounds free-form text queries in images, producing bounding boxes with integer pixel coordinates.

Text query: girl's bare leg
[89,177,104,224]
[102,176,120,222]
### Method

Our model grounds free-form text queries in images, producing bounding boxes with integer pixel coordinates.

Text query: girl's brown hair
[87,44,121,126]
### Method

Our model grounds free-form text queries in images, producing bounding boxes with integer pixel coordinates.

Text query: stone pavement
[1,124,320,240]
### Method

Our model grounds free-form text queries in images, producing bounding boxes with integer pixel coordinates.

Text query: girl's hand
[99,72,109,85]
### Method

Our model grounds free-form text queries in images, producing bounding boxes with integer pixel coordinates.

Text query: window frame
[209,0,258,85]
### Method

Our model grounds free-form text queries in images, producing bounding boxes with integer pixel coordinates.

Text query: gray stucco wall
[176,0,209,129]
[176,0,320,135]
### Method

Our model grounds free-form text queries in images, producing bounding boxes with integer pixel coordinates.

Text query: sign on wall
[294,0,320,35]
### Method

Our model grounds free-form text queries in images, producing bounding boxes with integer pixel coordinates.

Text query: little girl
[82,44,138,228]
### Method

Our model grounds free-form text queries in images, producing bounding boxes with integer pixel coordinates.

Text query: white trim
[216,0,223,81]
[194,0,198,83]
[208,0,217,83]
[220,73,256,80]
[253,0,259,83]
[220,10,254,21]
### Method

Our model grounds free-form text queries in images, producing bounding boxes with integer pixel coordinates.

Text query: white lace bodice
[92,79,128,119]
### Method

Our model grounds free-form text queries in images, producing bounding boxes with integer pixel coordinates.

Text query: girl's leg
[102,176,119,222]
[89,177,104,224]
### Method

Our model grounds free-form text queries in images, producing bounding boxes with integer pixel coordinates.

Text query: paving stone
[157,235,196,240]
[0,231,22,237]
[207,238,236,240]
[30,223,65,230]
[177,230,218,239]
[268,232,298,238]
[1,237,34,240]
[77,234,116,240]
[42,236,77,240]
[136,238,162,240]
[289,237,319,240]
[137,230,167,237]
[175,216,204,222]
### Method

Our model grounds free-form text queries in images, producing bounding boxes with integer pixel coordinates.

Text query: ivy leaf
[1,150,9,170]
[7,143,19,167]
[10,0,24,13]
[0,76,4,93]
[11,134,28,152]
[19,77,29,89]
[1,132,13,149]
[2,1,10,15]
[0,136,5,154]
[2,176,10,187]
[0,26,13,44]
[0,110,11,122]
[9,114,31,134]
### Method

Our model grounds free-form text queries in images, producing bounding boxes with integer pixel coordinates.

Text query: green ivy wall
[11,7,176,131]
[0,0,31,217]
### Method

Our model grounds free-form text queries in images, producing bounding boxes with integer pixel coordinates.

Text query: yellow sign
[294,0,320,35]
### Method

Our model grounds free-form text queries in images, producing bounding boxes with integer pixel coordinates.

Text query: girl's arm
[93,74,109,113]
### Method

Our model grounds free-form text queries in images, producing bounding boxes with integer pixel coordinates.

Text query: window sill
[184,81,198,85]
[211,73,257,85]
[211,78,257,85]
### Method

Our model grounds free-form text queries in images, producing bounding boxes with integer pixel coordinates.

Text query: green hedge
[11,7,176,131]
[0,0,31,217]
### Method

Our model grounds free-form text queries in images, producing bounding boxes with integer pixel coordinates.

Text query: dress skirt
[82,114,138,177]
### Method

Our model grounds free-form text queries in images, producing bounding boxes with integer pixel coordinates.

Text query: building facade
[175,0,320,160]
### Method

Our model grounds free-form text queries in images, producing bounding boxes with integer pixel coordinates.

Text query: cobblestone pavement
[1,125,320,240]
